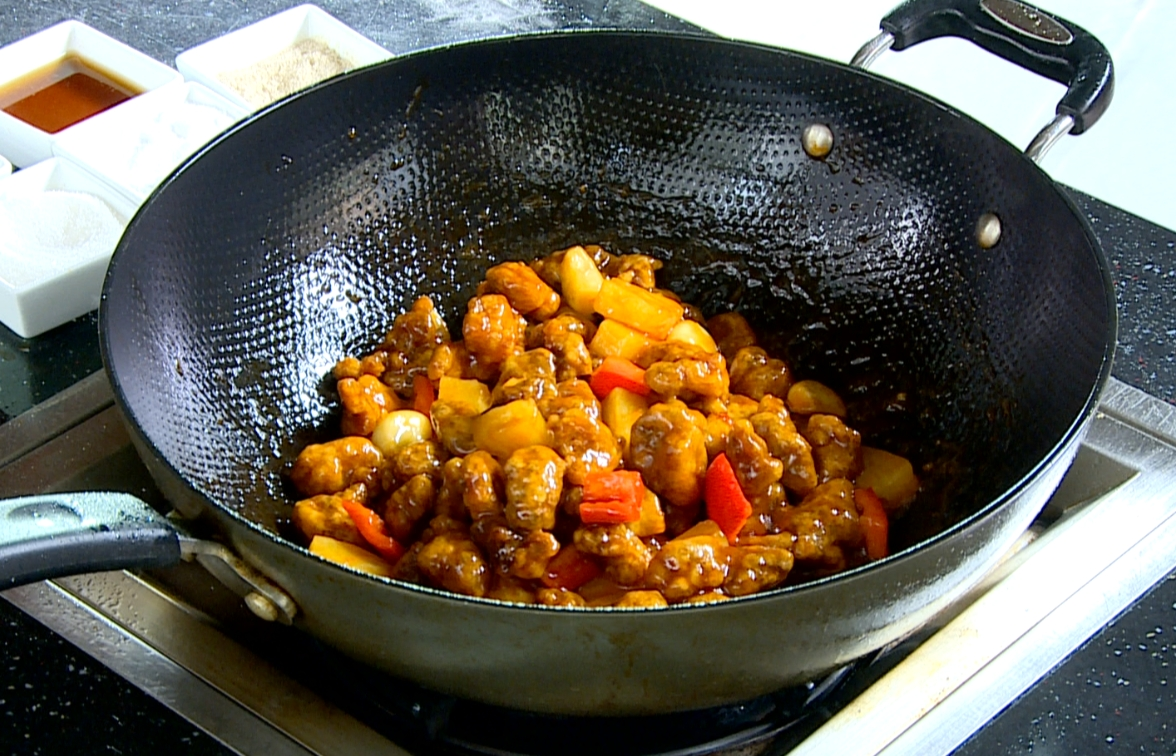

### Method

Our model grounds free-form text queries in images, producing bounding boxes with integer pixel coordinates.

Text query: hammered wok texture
[100,32,1114,710]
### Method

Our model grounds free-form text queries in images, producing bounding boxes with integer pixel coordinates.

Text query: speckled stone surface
[0,599,231,756]
[955,572,1176,755]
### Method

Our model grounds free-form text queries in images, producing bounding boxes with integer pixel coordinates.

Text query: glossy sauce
[0,55,141,133]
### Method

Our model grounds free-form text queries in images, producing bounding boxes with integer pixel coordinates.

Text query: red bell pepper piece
[412,373,435,416]
[589,356,650,399]
[854,487,889,561]
[340,499,405,563]
[705,453,751,545]
[579,470,645,523]
[541,546,602,590]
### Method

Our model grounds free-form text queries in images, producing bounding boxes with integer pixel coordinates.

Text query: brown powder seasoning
[217,38,355,109]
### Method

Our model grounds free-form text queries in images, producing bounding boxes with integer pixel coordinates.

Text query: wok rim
[98,29,1119,614]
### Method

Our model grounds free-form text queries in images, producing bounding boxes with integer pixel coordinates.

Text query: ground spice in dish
[217,38,354,109]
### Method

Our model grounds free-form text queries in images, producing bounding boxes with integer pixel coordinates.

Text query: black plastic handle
[0,493,182,590]
[881,0,1114,134]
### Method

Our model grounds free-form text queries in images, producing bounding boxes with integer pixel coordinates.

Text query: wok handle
[860,0,1113,157]
[0,493,181,590]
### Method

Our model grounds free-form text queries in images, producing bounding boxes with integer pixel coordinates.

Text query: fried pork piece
[614,590,669,608]
[382,439,446,491]
[802,414,862,484]
[526,312,596,380]
[725,418,784,496]
[479,261,561,320]
[488,575,537,604]
[723,535,795,596]
[704,411,733,459]
[503,445,566,531]
[492,349,558,406]
[540,378,600,420]
[463,293,527,375]
[774,478,862,569]
[417,532,490,597]
[548,409,619,487]
[383,474,436,542]
[461,450,506,520]
[337,374,400,436]
[430,399,479,456]
[644,531,728,601]
[434,457,469,520]
[741,481,787,537]
[537,588,588,607]
[637,342,729,403]
[605,254,662,290]
[729,346,792,401]
[290,437,383,496]
[573,524,653,586]
[291,483,369,545]
[427,341,476,381]
[627,400,709,510]
[706,312,758,360]
[390,540,426,583]
[334,352,389,381]
[470,514,523,575]
[748,396,817,495]
[378,296,451,397]
[510,529,561,579]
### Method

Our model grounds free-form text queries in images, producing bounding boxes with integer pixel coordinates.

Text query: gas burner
[299,635,874,756]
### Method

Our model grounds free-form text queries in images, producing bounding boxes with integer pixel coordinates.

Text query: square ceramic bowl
[54,81,249,203]
[0,157,137,338]
[0,20,183,168]
[175,4,392,111]
[0,152,10,178]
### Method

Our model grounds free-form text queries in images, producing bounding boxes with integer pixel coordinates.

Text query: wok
[0,0,1115,715]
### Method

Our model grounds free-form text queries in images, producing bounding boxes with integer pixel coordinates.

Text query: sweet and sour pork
[290,245,920,606]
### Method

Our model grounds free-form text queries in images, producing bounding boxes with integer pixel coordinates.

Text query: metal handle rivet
[802,124,834,159]
[244,591,282,622]
[977,213,1003,249]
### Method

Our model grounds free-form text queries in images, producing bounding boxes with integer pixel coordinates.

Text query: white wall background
[642,0,1175,231]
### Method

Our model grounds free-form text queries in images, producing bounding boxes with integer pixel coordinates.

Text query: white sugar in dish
[0,190,124,288]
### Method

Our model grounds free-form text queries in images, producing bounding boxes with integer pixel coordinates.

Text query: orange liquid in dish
[0,55,141,133]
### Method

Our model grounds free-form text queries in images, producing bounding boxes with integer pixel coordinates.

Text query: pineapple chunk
[667,319,719,353]
[786,380,847,417]
[560,245,605,316]
[589,318,656,362]
[601,387,648,448]
[371,409,433,455]
[471,399,551,459]
[309,536,394,577]
[628,488,666,537]
[437,377,492,415]
[673,519,725,542]
[855,446,919,513]
[594,278,683,339]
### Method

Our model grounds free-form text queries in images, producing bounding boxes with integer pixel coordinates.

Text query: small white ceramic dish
[53,81,249,203]
[0,152,10,178]
[174,4,392,111]
[0,20,183,168]
[0,157,137,338]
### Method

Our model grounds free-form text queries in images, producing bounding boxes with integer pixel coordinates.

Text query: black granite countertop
[2,1,1176,754]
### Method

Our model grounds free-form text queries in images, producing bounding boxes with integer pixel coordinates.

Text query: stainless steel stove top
[3,372,1176,755]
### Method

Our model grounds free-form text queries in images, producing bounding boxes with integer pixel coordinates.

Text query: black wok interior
[101,32,1114,555]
